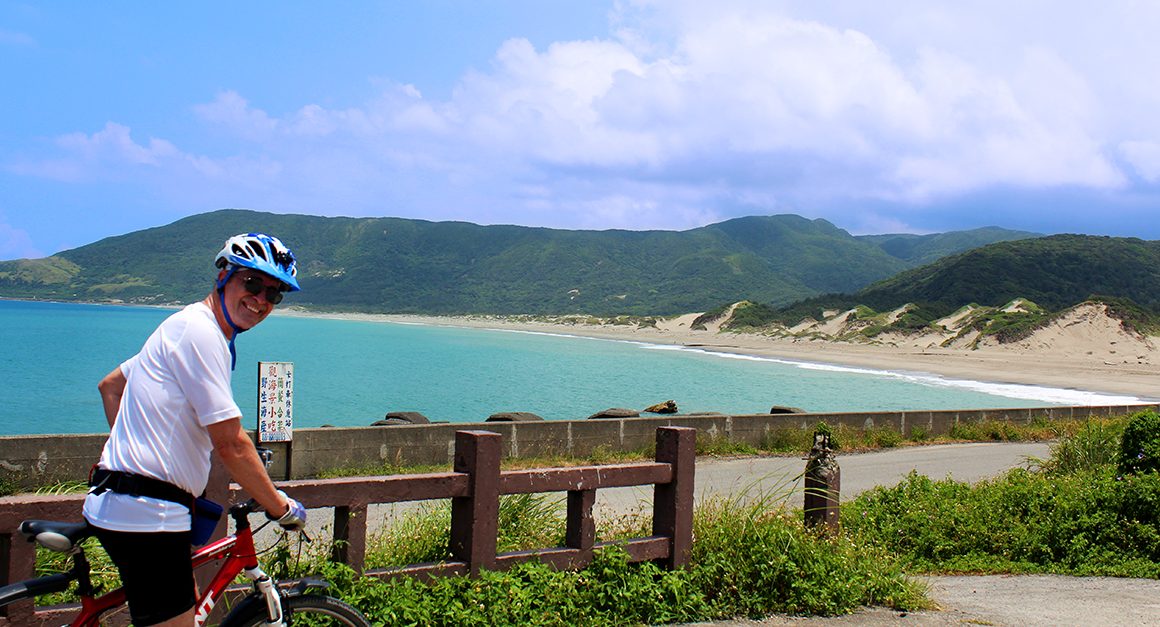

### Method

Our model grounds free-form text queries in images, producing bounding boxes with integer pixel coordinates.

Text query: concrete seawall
[2,404,1155,489]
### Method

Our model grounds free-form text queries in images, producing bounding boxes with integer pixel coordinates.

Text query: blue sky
[3,1,1159,260]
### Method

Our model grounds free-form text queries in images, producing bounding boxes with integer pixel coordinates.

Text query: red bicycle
[0,499,370,626]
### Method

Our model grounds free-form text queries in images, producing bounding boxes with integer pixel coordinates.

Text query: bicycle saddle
[19,520,93,552]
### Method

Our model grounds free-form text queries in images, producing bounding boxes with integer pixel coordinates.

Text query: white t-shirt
[83,301,241,532]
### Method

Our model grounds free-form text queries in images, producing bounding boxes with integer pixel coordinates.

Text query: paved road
[595,441,1051,516]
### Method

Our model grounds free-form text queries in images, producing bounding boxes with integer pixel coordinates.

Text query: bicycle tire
[223,593,371,627]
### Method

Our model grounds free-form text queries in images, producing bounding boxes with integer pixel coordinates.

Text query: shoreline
[276,309,1159,403]
[7,298,1152,402]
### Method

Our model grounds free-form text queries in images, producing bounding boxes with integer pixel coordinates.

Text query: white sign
[257,361,293,442]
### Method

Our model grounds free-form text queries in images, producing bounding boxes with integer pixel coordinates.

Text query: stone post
[803,430,840,533]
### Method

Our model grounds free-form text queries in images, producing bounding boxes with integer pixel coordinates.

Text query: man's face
[222,270,284,330]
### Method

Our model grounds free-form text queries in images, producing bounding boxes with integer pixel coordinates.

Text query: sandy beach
[279,308,1159,402]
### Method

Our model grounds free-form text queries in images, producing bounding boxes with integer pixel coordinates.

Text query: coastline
[276,309,1159,403]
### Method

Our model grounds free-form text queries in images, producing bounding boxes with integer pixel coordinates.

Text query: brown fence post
[1,531,36,624]
[332,504,368,574]
[565,489,596,568]
[652,426,695,569]
[450,430,501,576]
[0,528,36,621]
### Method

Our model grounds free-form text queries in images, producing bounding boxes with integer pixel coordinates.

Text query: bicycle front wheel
[226,594,371,627]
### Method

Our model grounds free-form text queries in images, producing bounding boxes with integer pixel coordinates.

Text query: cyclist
[83,233,308,627]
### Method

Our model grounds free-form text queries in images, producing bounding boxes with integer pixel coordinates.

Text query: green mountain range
[1,209,1037,315]
[857,234,1160,315]
[754,234,1160,335]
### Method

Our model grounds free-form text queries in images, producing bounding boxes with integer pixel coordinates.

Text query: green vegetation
[301,492,927,625]
[846,410,1160,577]
[0,256,80,284]
[690,303,731,330]
[719,300,781,330]
[1119,410,1160,475]
[1034,417,1123,475]
[365,494,567,570]
[857,234,1160,316]
[0,209,1036,316]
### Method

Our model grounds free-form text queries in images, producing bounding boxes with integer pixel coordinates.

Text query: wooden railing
[0,427,694,625]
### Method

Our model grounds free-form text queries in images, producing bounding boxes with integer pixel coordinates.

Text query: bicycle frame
[68,503,283,627]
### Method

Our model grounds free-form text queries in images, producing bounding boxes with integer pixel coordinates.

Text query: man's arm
[97,368,126,428]
[207,418,290,517]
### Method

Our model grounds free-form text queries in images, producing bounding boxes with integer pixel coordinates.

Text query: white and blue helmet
[213,233,300,370]
[214,233,300,291]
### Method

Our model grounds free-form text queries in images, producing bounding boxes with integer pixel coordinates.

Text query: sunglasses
[240,275,287,304]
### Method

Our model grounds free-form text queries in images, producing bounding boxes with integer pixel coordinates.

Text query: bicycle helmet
[213,233,300,370]
[214,233,300,291]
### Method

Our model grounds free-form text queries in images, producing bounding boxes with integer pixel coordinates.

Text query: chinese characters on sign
[257,361,293,442]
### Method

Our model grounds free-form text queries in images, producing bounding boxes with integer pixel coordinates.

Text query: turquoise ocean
[0,300,1145,436]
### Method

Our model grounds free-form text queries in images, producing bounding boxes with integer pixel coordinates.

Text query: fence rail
[0,427,694,626]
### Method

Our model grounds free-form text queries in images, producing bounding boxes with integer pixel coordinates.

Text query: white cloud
[56,122,179,166]
[0,217,41,260]
[1120,140,1160,183]
[9,123,180,182]
[11,0,1160,237]
[426,2,1132,212]
[192,91,278,141]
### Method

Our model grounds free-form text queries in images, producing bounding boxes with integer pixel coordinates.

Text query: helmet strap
[215,265,246,371]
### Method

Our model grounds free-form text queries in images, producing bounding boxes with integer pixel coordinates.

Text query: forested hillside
[857,235,1160,314]
[0,209,1034,315]
[747,235,1160,332]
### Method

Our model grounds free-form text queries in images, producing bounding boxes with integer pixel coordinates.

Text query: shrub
[721,301,782,329]
[846,469,1160,577]
[330,495,929,624]
[1037,417,1124,475]
[867,426,903,448]
[907,425,931,442]
[1119,410,1160,476]
[949,419,1021,442]
[689,496,927,617]
[761,427,813,453]
[885,310,937,334]
[847,431,1160,580]
[972,309,1051,344]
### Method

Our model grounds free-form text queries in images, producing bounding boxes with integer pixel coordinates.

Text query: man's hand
[269,490,307,531]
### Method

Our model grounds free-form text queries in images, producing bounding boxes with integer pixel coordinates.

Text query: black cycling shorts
[92,526,196,626]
